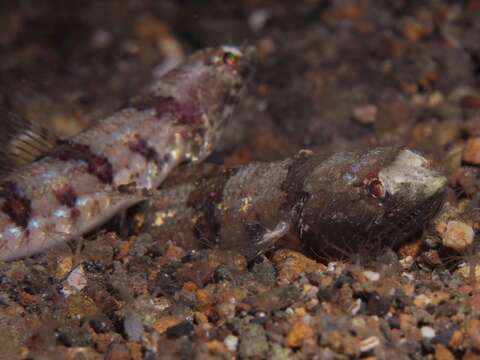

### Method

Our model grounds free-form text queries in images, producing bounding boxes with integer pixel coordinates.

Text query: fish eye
[367,178,385,199]
[222,51,239,66]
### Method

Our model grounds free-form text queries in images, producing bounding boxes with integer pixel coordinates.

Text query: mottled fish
[140,147,447,259]
[0,45,254,261]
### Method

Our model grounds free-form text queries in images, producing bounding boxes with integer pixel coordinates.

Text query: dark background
[2,0,479,166]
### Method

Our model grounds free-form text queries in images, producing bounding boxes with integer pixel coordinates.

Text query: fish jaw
[378,149,447,201]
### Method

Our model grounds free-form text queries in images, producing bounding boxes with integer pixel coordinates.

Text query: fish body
[0,46,253,261]
[141,148,447,259]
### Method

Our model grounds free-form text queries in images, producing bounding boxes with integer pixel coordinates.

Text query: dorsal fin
[0,107,60,175]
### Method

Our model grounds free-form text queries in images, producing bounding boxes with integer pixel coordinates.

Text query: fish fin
[244,221,268,242]
[245,220,290,258]
[0,108,60,174]
[105,190,148,206]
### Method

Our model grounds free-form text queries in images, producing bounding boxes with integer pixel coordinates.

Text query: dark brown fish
[0,46,254,261]
[140,147,447,259]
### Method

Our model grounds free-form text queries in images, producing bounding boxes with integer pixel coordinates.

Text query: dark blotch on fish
[129,137,159,162]
[56,141,113,184]
[174,102,202,126]
[1,182,31,228]
[55,185,77,208]
[130,94,201,125]
[130,95,177,115]
[86,156,113,184]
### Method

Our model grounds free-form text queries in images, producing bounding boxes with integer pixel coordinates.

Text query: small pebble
[62,265,87,297]
[457,264,480,283]
[463,137,480,165]
[449,330,464,350]
[194,311,208,324]
[441,220,474,252]
[359,336,380,353]
[123,312,144,342]
[238,323,269,358]
[434,344,455,360]
[352,104,378,124]
[105,343,130,360]
[207,340,228,354]
[56,256,74,279]
[399,256,415,269]
[165,320,194,338]
[466,319,480,352]
[272,249,326,285]
[224,335,239,352]
[399,314,416,330]
[128,343,143,360]
[350,299,362,315]
[363,270,380,282]
[421,326,436,339]
[414,294,431,308]
[285,322,314,348]
[429,291,450,305]
[153,316,181,334]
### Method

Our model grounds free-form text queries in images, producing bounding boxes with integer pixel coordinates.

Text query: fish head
[297,147,447,260]
[190,45,256,160]
[153,45,256,162]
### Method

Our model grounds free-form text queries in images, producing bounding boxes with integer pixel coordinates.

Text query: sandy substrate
[0,1,480,359]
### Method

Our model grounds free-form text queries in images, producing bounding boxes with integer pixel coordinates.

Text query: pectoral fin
[245,220,290,258]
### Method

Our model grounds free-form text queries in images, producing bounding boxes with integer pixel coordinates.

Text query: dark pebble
[154,269,181,296]
[251,258,276,287]
[367,294,390,316]
[89,318,112,334]
[166,320,194,338]
[388,316,401,329]
[334,272,354,288]
[433,324,459,347]
[213,265,235,283]
[317,287,334,302]
[83,260,107,273]
[55,326,92,347]
[391,289,410,309]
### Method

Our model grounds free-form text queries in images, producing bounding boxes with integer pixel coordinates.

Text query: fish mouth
[423,174,448,198]
[378,149,448,200]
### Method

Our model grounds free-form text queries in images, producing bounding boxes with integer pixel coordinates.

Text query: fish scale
[0,46,254,261]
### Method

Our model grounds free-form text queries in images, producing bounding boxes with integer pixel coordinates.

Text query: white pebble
[360,336,380,353]
[363,270,380,282]
[352,104,378,124]
[350,299,362,315]
[421,326,436,339]
[224,335,239,352]
[400,256,414,269]
[62,265,87,297]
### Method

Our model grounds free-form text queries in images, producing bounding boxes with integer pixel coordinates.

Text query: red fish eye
[368,179,385,198]
[223,51,238,66]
